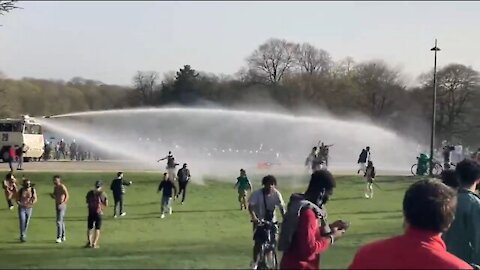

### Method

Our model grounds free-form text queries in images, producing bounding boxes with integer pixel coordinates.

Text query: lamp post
[429,39,440,176]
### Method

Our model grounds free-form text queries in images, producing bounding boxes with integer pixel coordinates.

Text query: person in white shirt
[248,175,286,269]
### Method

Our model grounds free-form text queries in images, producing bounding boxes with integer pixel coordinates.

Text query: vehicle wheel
[23,157,32,162]
[410,164,418,176]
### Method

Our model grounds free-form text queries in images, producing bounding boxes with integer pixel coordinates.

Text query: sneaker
[364,193,370,199]
[181,202,184,205]
[169,208,173,215]
[9,206,14,210]
[120,212,126,217]
[61,237,66,242]
[250,261,258,270]
[56,238,62,243]
[113,215,117,218]
[160,214,165,219]
[92,244,99,249]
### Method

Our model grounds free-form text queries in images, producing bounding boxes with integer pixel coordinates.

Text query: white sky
[1,1,479,87]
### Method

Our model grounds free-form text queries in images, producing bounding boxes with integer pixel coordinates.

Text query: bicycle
[410,158,445,176]
[253,219,279,270]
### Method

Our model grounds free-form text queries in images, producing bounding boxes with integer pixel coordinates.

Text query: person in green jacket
[443,159,480,266]
[234,169,252,210]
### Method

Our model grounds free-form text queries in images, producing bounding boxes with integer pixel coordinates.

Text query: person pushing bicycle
[248,175,286,270]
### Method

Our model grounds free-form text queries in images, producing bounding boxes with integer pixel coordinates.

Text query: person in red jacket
[7,145,17,172]
[349,179,472,270]
[279,170,350,270]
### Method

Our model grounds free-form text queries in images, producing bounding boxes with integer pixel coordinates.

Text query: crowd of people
[42,139,101,161]
[3,144,480,269]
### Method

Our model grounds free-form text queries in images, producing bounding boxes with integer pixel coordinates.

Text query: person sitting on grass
[234,169,252,210]
[349,179,472,269]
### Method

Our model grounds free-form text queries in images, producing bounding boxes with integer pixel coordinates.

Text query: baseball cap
[95,180,103,188]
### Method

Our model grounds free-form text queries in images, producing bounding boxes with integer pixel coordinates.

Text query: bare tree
[353,61,405,118]
[420,64,480,141]
[247,38,299,85]
[133,71,159,105]
[0,0,20,15]
[296,43,332,75]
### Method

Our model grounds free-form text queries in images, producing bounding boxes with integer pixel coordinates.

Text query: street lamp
[429,39,440,176]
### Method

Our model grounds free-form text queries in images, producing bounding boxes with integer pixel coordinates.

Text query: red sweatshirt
[9,147,16,160]
[280,208,331,270]
[349,227,472,269]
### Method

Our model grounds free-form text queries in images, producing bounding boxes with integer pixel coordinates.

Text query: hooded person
[278,170,349,269]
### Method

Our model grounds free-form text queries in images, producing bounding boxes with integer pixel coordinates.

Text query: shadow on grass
[336,209,402,215]
[360,214,403,221]
[331,196,365,201]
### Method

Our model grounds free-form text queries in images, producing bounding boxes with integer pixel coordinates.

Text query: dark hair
[5,172,13,181]
[367,160,373,167]
[455,159,480,186]
[440,170,459,189]
[305,170,336,195]
[262,175,277,186]
[403,179,456,233]
[53,175,61,180]
[117,172,123,177]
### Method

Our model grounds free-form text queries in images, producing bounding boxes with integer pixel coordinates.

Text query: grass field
[0,172,420,269]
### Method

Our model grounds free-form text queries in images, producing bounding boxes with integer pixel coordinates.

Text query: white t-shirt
[248,188,285,222]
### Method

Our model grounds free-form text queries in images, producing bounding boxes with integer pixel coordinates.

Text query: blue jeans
[56,204,66,239]
[18,207,33,240]
[161,195,172,214]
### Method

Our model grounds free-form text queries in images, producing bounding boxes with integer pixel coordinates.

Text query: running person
[157,151,179,180]
[176,163,191,204]
[85,180,108,248]
[234,169,252,210]
[357,146,371,174]
[17,178,37,242]
[248,175,286,269]
[158,173,177,219]
[364,161,376,199]
[3,172,17,210]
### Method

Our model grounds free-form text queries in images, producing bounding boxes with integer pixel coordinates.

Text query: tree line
[1,38,479,146]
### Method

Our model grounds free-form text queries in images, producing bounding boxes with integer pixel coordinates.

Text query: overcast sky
[1,1,479,87]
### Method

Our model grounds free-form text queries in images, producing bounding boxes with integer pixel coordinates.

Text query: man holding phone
[278,170,350,270]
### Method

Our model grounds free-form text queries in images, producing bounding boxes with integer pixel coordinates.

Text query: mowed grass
[0,172,421,269]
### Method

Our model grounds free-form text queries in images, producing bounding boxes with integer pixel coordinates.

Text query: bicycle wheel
[264,250,277,270]
[411,164,418,176]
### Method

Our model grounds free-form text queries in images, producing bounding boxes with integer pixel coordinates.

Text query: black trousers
[6,198,13,208]
[113,194,124,215]
[178,181,188,202]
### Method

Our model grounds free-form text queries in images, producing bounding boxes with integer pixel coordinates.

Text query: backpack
[88,191,103,214]
[278,193,325,252]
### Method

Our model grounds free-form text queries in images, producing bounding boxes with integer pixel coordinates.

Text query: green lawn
[0,172,420,269]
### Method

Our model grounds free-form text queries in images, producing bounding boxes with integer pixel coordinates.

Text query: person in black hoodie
[357,146,371,175]
[110,172,132,218]
[176,163,191,204]
[158,173,177,219]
